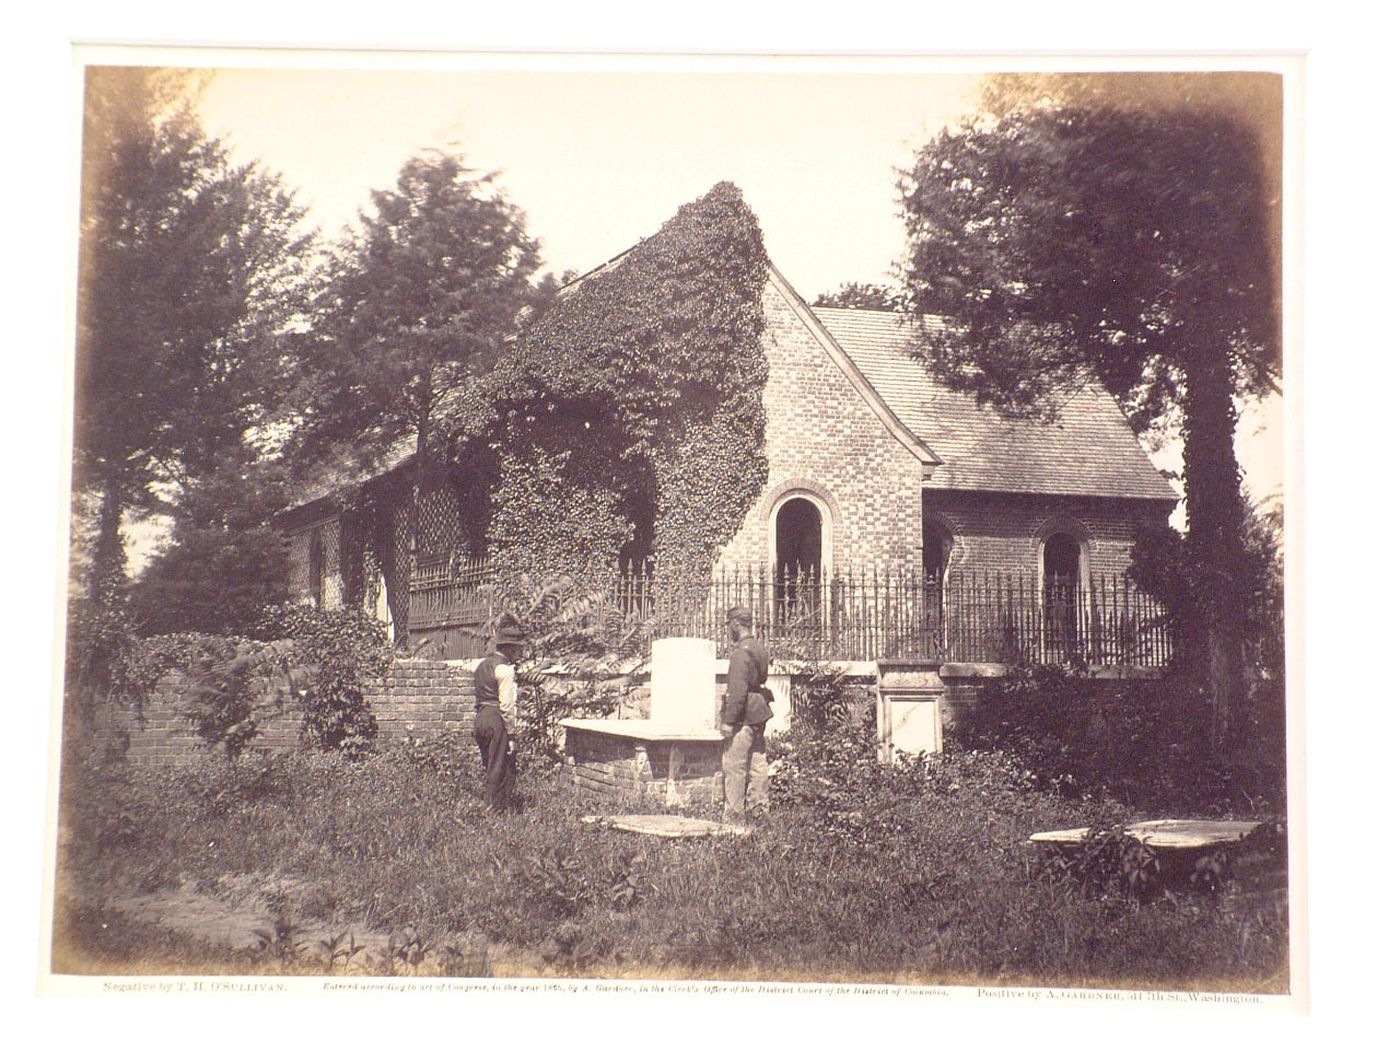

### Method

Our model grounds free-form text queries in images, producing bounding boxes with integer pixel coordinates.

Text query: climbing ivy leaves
[485,182,770,572]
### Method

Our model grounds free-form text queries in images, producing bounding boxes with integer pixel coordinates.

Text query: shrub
[256,605,393,758]
[770,664,926,851]
[474,574,635,769]
[1034,826,1163,901]
[65,593,143,720]
[109,631,292,762]
[180,638,292,762]
[950,662,1277,813]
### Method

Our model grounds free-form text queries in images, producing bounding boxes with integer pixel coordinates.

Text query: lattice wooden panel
[337,508,369,613]
[287,529,313,599]
[389,501,413,632]
[417,487,462,563]
[319,518,343,609]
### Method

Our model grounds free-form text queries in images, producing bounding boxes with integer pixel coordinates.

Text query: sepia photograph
[41,43,1301,1009]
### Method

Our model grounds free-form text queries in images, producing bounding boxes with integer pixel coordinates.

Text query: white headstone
[650,637,717,728]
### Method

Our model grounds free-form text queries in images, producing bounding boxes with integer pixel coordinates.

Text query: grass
[52,732,1289,990]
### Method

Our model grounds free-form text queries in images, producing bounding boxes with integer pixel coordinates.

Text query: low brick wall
[938,662,1165,736]
[363,660,475,744]
[79,653,1154,773]
[88,673,303,768]
[86,658,479,767]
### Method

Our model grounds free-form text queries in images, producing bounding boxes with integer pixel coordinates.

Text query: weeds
[55,739,1288,990]
[249,898,304,970]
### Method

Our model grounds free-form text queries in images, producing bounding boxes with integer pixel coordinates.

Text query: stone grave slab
[582,814,752,838]
[1029,819,1264,850]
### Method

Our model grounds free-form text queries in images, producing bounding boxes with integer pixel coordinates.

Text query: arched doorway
[774,496,823,627]
[1042,532,1082,655]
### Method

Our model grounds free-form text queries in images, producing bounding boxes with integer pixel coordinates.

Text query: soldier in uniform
[720,606,773,824]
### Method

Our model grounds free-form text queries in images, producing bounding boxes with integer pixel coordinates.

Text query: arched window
[923,519,953,586]
[1042,532,1083,655]
[773,495,824,627]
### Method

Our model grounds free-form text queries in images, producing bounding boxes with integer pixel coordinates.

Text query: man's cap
[725,606,754,627]
[494,622,528,648]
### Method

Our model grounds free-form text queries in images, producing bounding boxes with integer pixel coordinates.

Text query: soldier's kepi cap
[725,606,754,627]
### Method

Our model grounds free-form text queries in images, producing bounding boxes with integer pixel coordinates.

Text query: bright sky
[183,57,1284,546]
[198,64,983,296]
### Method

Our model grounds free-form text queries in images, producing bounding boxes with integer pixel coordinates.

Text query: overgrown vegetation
[56,657,1288,989]
[482,181,771,572]
[255,605,393,758]
[951,662,1285,814]
[64,598,392,761]
[54,746,1287,988]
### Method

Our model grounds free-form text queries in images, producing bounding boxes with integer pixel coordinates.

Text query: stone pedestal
[875,662,945,761]
[561,636,725,808]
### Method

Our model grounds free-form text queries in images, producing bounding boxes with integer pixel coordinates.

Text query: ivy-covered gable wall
[484,182,771,572]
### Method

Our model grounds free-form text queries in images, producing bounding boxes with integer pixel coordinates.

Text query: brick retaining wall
[87,658,479,767]
[362,660,476,744]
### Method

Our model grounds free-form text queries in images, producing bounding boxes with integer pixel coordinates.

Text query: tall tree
[74,66,315,599]
[898,91,1279,757]
[298,150,541,581]
[127,452,293,636]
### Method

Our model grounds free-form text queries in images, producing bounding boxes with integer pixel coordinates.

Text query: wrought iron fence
[407,561,1171,667]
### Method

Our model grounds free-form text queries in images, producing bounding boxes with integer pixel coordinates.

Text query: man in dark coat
[473,621,527,812]
[720,606,772,823]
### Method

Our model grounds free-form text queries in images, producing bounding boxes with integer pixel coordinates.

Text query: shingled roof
[280,380,495,519]
[288,431,417,513]
[812,307,1179,503]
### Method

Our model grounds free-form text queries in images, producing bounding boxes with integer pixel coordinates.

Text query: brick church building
[279,196,1177,666]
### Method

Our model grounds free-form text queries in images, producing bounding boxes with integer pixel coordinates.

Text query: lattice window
[308,528,324,606]
[338,508,371,613]
[320,517,343,609]
[288,528,313,600]
[416,487,462,566]
[389,500,413,632]
[288,518,343,609]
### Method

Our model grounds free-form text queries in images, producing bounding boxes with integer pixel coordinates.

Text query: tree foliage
[812,282,901,311]
[899,103,1278,430]
[292,151,542,567]
[74,67,316,595]
[899,91,1280,753]
[299,150,542,450]
[128,527,290,638]
[483,181,770,572]
[128,452,295,636]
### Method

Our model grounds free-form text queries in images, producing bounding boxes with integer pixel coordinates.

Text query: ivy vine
[482,181,770,571]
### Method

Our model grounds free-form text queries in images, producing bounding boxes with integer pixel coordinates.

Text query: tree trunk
[1180,339,1251,762]
[89,471,127,603]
